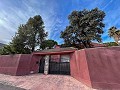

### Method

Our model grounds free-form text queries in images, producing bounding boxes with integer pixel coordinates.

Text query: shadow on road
[0,83,25,90]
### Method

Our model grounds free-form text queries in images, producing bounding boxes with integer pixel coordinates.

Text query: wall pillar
[44,55,50,75]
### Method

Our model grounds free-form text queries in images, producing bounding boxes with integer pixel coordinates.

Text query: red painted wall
[0,54,20,75]
[1,47,120,89]
[29,54,42,74]
[16,54,32,75]
[70,50,92,87]
[71,47,120,89]
[85,47,120,89]
[0,54,33,76]
[51,55,60,62]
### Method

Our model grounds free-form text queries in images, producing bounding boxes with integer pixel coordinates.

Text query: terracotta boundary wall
[16,54,32,75]
[85,47,120,89]
[0,54,32,76]
[29,54,42,74]
[70,47,120,89]
[70,50,92,87]
[1,46,120,89]
[0,53,72,76]
[0,54,20,75]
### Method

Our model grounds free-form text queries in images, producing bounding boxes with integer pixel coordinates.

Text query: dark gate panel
[49,58,70,75]
[59,62,70,74]
[39,57,45,73]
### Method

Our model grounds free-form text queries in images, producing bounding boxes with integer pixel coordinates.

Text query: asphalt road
[0,83,25,90]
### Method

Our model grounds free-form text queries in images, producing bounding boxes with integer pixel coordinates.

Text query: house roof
[91,42,106,47]
[33,47,77,55]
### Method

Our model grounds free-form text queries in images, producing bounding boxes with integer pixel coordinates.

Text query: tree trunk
[31,47,34,52]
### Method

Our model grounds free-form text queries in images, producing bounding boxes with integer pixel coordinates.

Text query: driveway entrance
[39,55,70,75]
[33,47,77,75]
[49,56,70,75]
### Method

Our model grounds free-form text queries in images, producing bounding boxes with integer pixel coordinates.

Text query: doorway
[39,57,45,73]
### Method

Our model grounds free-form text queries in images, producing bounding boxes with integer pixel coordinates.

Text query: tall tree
[13,15,47,53]
[40,40,58,50]
[26,15,48,51]
[61,8,105,49]
[108,26,120,45]
[0,15,48,54]
[10,25,31,54]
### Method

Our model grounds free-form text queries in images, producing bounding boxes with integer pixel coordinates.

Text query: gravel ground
[0,74,96,90]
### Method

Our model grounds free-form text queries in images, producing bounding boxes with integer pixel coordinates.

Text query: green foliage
[0,15,48,55]
[25,15,48,51]
[108,26,117,37]
[0,45,15,55]
[104,42,118,47]
[60,8,105,49]
[40,40,58,50]
[12,15,48,53]
[108,26,120,44]
[13,15,48,53]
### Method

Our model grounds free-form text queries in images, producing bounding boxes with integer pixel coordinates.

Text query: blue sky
[0,0,119,44]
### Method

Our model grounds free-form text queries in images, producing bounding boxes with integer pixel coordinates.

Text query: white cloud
[102,0,113,10]
[0,0,120,44]
[0,0,58,44]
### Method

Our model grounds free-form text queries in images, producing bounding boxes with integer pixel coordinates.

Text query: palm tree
[108,26,120,45]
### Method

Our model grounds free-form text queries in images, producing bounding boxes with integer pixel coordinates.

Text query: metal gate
[39,57,45,73]
[49,58,70,75]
